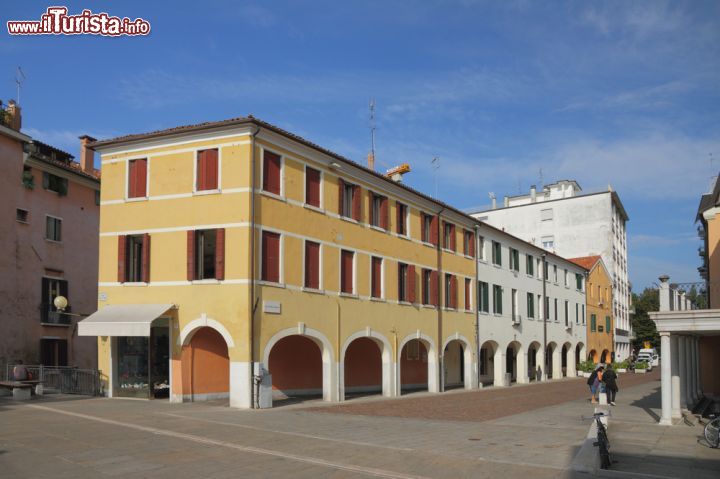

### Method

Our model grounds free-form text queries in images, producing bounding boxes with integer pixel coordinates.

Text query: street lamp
[53,295,68,312]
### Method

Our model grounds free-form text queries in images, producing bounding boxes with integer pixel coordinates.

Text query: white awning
[78,304,174,337]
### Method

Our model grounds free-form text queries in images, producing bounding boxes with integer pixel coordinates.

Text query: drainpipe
[436,207,445,393]
[249,125,260,408]
[474,223,481,389]
[541,252,547,380]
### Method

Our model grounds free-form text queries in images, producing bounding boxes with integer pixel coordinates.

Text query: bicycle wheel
[705,417,720,448]
[597,422,611,449]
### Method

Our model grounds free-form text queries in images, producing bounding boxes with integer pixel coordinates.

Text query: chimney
[6,100,21,131]
[489,193,496,209]
[530,185,536,203]
[367,152,375,171]
[503,195,509,207]
[79,135,97,175]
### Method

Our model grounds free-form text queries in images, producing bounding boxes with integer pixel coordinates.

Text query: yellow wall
[706,212,720,308]
[585,262,614,363]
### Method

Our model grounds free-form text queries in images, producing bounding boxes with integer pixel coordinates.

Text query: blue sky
[2,1,719,290]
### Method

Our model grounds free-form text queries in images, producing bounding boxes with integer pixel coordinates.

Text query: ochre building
[570,255,613,363]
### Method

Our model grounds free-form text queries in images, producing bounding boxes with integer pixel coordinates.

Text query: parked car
[637,348,657,370]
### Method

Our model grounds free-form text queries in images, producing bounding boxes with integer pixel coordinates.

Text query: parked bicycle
[582,411,611,469]
[704,414,720,448]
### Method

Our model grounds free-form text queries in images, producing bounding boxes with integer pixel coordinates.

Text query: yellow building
[79,117,486,407]
[570,256,614,363]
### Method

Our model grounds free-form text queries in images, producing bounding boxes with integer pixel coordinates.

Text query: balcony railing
[40,304,72,326]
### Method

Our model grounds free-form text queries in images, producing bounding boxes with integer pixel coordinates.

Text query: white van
[637,348,659,368]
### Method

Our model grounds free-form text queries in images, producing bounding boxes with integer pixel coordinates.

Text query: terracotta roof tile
[568,255,602,271]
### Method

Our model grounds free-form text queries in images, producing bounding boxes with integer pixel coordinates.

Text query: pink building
[0,100,100,372]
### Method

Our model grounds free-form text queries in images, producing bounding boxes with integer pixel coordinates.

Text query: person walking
[587,365,604,404]
[603,364,619,406]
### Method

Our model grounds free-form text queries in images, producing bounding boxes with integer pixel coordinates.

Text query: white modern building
[475,222,587,384]
[471,180,632,361]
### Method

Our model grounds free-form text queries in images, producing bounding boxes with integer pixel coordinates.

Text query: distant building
[570,255,614,364]
[471,180,632,361]
[0,100,100,372]
[696,176,720,307]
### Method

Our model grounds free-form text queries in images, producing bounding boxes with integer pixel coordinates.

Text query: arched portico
[442,334,475,390]
[563,342,576,377]
[547,341,562,379]
[263,326,337,404]
[507,341,527,384]
[341,329,394,399]
[527,341,543,381]
[479,340,499,386]
[398,333,438,394]
[575,342,585,368]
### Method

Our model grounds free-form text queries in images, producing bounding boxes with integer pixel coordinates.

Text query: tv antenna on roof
[367,98,377,171]
[431,156,440,198]
[15,67,26,105]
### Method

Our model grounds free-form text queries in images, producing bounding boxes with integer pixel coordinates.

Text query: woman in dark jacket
[603,365,619,405]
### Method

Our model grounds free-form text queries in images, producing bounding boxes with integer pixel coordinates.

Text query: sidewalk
[593,380,720,478]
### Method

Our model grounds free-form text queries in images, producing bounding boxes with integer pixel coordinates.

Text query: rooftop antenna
[368,98,376,170]
[15,67,26,105]
[431,156,440,198]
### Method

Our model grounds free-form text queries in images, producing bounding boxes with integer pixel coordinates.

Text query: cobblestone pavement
[0,370,679,479]
[308,370,661,421]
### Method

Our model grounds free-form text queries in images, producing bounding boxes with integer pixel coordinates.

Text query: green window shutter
[606,316,611,334]
[591,314,597,332]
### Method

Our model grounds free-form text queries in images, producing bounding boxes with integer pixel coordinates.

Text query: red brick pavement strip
[306,369,660,422]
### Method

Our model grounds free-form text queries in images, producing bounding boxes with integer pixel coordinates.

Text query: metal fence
[5,364,101,396]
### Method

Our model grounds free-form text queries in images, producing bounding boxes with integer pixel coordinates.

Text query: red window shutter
[262,231,280,282]
[341,250,353,293]
[371,257,382,298]
[141,233,151,283]
[198,149,218,191]
[352,185,361,221]
[338,178,345,215]
[397,204,403,234]
[421,214,426,241]
[407,265,416,303]
[450,224,456,251]
[117,235,126,283]
[380,197,388,230]
[215,228,225,280]
[187,230,196,281]
[263,151,281,195]
[430,215,439,246]
[305,241,320,289]
[306,167,321,207]
[451,275,458,309]
[469,232,475,257]
[430,270,438,306]
[130,158,147,198]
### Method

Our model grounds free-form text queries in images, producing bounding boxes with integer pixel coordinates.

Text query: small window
[479,281,489,313]
[46,216,62,242]
[590,314,597,332]
[261,231,281,283]
[41,277,68,324]
[493,284,503,314]
[371,193,388,229]
[339,180,360,220]
[371,256,382,298]
[263,150,282,195]
[553,265,558,282]
[443,222,455,251]
[509,248,520,272]
[43,172,69,195]
[422,213,433,243]
[564,300,569,326]
[16,208,29,223]
[540,208,553,221]
[127,159,147,198]
[478,236,486,261]
[422,269,432,305]
[305,167,321,208]
[564,269,569,287]
[464,278,471,310]
[605,316,611,334]
[398,263,409,302]
[527,293,534,318]
[196,148,219,191]
[194,230,217,280]
[554,298,558,321]
[463,230,474,256]
[541,236,554,250]
[445,274,455,308]
[582,304,586,324]
[396,202,408,236]
[576,273,584,291]
[305,241,321,289]
[526,254,534,275]
[125,234,145,282]
[492,241,502,266]
[340,250,354,294]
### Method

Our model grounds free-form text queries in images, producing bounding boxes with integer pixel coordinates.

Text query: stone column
[658,275,670,311]
[671,334,681,418]
[659,332,673,425]
[678,335,687,410]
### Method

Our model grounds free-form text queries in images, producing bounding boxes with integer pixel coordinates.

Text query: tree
[631,288,660,350]
[686,285,708,310]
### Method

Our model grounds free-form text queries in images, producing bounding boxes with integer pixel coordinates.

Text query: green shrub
[635,361,649,370]
[577,360,595,373]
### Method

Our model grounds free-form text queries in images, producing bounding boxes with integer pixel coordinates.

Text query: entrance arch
[264,327,336,404]
[180,327,230,402]
[442,334,473,390]
[506,341,526,384]
[527,341,543,381]
[547,342,562,379]
[479,340,500,386]
[575,342,585,367]
[562,342,575,377]
[588,349,599,364]
[398,333,438,394]
[341,330,393,399]
[601,349,610,364]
